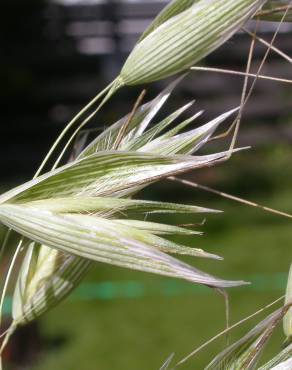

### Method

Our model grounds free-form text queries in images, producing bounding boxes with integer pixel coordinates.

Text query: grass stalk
[229,18,258,153]
[243,28,292,64]
[226,2,291,155]
[0,240,23,330]
[191,66,292,84]
[168,177,292,219]
[113,89,147,150]
[36,79,119,175]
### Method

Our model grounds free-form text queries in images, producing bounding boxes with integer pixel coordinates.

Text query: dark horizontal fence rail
[46,1,292,55]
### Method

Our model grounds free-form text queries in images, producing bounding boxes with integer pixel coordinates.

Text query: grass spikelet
[0,85,243,328]
[12,243,91,325]
[119,0,267,86]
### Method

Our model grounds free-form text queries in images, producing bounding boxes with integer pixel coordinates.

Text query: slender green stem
[0,229,12,324]
[35,81,115,177]
[0,323,17,357]
[52,80,121,169]
[0,239,23,329]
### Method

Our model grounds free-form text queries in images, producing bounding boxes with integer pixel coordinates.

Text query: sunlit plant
[0,0,291,369]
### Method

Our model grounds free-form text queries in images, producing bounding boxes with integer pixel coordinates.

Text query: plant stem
[169,177,292,219]
[36,80,116,177]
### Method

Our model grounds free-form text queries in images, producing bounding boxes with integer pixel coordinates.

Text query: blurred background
[0,0,291,369]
